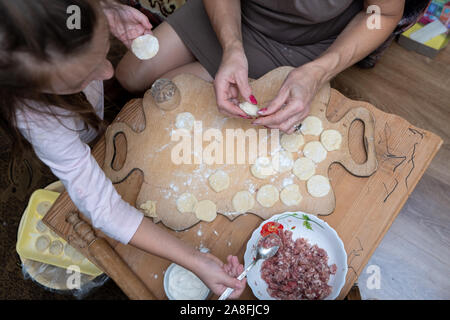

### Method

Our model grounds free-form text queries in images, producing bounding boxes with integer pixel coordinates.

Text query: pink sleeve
[16,110,143,244]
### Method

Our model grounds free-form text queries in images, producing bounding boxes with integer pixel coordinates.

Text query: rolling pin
[65,211,155,300]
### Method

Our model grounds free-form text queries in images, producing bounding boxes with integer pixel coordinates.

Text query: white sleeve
[16,111,143,244]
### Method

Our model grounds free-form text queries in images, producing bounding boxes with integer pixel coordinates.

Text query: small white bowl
[163,263,211,300]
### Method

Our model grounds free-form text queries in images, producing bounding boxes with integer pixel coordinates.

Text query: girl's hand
[102,2,153,48]
[214,44,257,119]
[253,64,326,134]
[194,251,246,299]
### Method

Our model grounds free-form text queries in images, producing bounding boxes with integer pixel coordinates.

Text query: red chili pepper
[260,221,284,237]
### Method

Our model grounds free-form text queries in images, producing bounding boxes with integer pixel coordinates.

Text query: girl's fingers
[257,86,289,117]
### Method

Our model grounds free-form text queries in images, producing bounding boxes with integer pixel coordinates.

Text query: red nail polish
[258,108,268,114]
[250,95,258,105]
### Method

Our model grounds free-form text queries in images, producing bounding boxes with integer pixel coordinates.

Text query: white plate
[244,212,347,300]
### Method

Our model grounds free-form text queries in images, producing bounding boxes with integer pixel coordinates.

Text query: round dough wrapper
[232,191,255,213]
[293,157,316,181]
[256,185,279,208]
[239,102,259,117]
[176,193,198,213]
[36,201,52,216]
[272,150,294,173]
[175,112,195,131]
[64,244,85,263]
[307,175,331,198]
[320,129,342,151]
[251,157,276,179]
[194,200,217,222]
[131,34,159,60]
[49,240,63,256]
[35,235,51,252]
[280,133,305,152]
[303,141,327,163]
[300,116,323,136]
[208,170,230,193]
[280,184,303,206]
[36,219,48,233]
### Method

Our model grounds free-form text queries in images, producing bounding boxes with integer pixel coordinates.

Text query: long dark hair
[0,0,105,155]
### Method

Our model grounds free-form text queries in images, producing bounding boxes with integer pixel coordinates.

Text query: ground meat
[259,230,337,300]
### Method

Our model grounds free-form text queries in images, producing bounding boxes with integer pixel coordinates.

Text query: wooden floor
[332,42,450,300]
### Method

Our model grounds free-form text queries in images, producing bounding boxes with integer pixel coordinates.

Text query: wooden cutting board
[102,67,377,231]
[43,66,442,300]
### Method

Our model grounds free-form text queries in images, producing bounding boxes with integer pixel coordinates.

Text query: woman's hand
[194,251,246,299]
[253,64,326,134]
[214,44,257,119]
[102,2,153,48]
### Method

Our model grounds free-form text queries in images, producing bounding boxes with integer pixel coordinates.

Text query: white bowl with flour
[163,263,211,300]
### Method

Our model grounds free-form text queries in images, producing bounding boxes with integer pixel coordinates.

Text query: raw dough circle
[320,129,342,151]
[175,112,195,131]
[280,184,303,206]
[232,191,255,213]
[36,201,52,216]
[307,175,331,198]
[303,141,327,163]
[239,102,259,117]
[280,133,305,152]
[256,185,279,208]
[49,240,63,256]
[293,157,316,181]
[35,235,51,252]
[194,200,217,222]
[300,116,323,136]
[176,193,198,213]
[251,157,276,179]
[131,34,159,60]
[208,170,230,193]
[36,219,48,233]
[272,150,294,173]
[64,244,85,263]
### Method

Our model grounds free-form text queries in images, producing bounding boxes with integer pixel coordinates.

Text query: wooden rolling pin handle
[65,212,156,300]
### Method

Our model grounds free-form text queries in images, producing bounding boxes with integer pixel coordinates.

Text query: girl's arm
[254,0,405,132]
[203,0,255,119]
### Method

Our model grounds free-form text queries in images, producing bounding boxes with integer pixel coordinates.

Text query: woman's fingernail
[258,108,268,114]
[250,95,258,105]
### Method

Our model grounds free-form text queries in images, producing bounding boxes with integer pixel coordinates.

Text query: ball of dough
[280,133,305,152]
[175,112,195,131]
[36,201,52,216]
[251,157,276,179]
[300,116,323,136]
[280,184,303,206]
[307,175,331,198]
[256,185,279,208]
[208,170,230,193]
[35,235,51,252]
[64,244,85,263]
[131,34,159,60]
[49,240,63,256]
[140,200,157,218]
[232,191,255,213]
[194,200,217,222]
[293,157,316,181]
[239,102,260,117]
[36,219,48,233]
[272,150,294,173]
[176,193,198,213]
[320,129,342,151]
[303,141,327,163]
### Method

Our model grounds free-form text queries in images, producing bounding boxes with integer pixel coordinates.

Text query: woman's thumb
[236,75,255,105]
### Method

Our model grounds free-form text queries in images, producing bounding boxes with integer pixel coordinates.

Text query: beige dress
[167,0,363,78]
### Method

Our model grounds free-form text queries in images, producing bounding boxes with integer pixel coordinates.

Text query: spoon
[218,234,280,300]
